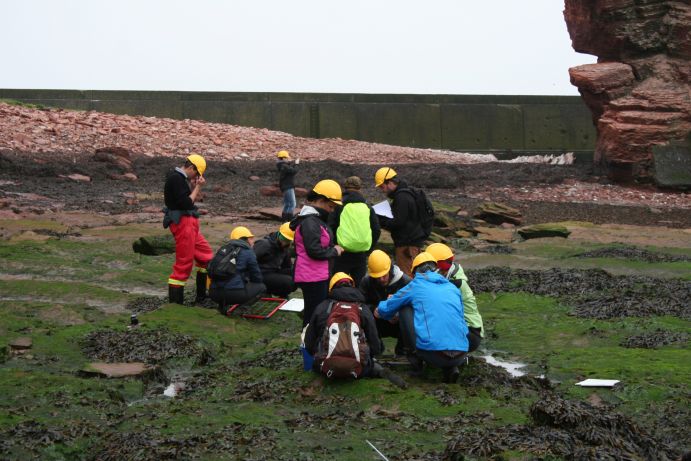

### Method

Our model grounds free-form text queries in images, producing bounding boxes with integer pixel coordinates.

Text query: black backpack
[402,187,435,239]
[207,243,242,281]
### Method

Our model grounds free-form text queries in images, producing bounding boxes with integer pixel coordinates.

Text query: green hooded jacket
[446,263,484,337]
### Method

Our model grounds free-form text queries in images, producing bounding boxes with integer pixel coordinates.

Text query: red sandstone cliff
[564,0,691,183]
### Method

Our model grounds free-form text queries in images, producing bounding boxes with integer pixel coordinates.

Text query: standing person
[374,252,469,383]
[359,250,411,353]
[374,167,426,277]
[163,153,213,305]
[426,243,484,352]
[328,176,381,286]
[276,150,299,221]
[290,179,344,326]
[208,226,266,315]
[253,222,297,298]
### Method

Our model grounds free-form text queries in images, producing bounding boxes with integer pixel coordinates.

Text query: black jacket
[359,264,412,310]
[378,180,426,247]
[277,160,298,191]
[304,286,382,357]
[328,190,381,253]
[253,232,292,273]
[210,239,263,290]
[290,205,339,262]
[164,169,195,211]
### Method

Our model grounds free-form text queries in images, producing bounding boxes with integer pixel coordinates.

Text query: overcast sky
[0,1,596,95]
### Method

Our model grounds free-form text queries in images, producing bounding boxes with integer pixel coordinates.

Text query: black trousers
[333,252,368,287]
[467,327,482,353]
[298,280,329,327]
[399,305,467,369]
[210,282,266,314]
[262,271,296,298]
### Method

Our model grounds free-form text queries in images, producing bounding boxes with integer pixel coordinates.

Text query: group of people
[162,152,484,383]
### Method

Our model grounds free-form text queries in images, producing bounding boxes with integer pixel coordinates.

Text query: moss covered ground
[0,216,689,460]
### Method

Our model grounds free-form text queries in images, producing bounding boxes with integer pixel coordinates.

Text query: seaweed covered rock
[518,223,571,240]
[132,234,175,256]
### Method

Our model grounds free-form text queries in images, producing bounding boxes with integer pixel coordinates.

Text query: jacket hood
[330,286,366,303]
[387,179,409,199]
[290,205,328,230]
[229,238,251,250]
[389,265,405,286]
[342,190,366,204]
[414,270,448,284]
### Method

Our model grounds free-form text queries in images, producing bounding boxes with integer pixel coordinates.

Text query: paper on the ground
[373,200,393,219]
[279,298,304,312]
[575,379,620,387]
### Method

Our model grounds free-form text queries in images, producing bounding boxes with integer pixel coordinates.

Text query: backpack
[316,301,370,379]
[207,243,242,281]
[401,187,435,239]
[336,202,372,252]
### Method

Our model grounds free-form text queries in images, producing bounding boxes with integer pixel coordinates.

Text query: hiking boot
[168,285,184,305]
[195,271,208,303]
[442,366,460,384]
[407,354,424,377]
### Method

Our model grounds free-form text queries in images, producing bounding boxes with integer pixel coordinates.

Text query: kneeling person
[304,272,382,379]
[426,243,484,352]
[253,222,296,298]
[209,226,266,315]
[375,252,469,383]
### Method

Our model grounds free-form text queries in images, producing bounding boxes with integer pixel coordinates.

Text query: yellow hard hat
[367,250,391,278]
[374,167,397,187]
[278,222,294,241]
[412,252,436,272]
[426,243,454,262]
[230,226,254,240]
[329,272,354,292]
[277,150,290,159]
[312,179,343,205]
[187,153,207,176]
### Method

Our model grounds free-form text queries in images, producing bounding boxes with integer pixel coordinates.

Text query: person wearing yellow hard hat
[426,243,484,352]
[303,272,382,377]
[291,179,345,326]
[163,153,213,305]
[252,222,297,298]
[373,166,429,278]
[276,150,300,221]
[359,249,412,355]
[208,226,266,315]
[327,176,381,288]
[374,252,469,383]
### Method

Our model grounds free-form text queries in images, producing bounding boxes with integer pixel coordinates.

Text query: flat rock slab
[9,337,32,350]
[82,362,157,378]
[518,224,571,240]
[475,226,515,244]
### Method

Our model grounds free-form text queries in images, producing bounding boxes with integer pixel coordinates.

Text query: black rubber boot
[442,366,460,384]
[168,285,184,305]
[195,271,208,302]
[407,354,424,377]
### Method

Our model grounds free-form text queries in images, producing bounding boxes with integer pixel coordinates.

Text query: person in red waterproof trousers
[163,153,213,304]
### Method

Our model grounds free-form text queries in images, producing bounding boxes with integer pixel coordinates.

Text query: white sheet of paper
[373,200,393,219]
[575,379,620,387]
[279,298,304,312]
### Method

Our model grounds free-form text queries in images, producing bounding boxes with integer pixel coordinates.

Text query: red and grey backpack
[316,301,370,379]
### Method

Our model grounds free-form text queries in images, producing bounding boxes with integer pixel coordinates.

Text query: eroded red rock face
[564,0,691,182]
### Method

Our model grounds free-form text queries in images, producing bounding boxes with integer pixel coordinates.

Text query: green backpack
[336,202,372,252]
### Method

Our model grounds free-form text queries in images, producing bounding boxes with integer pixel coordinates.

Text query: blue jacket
[211,239,263,290]
[377,271,469,352]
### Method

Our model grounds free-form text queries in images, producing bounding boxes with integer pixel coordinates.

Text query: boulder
[564,0,691,183]
[9,337,32,350]
[132,234,176,256]
[518,224,571,240]
[260,185,281,197]
[475,226,514,244]
[474,202,522,225]
[653,141,691,188]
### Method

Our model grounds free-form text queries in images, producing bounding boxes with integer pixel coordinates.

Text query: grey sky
[1,1,596,95]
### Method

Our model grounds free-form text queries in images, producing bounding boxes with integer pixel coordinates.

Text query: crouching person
[208,226,266,315]
[304,272,382,379]
[253,222,297,298]
[426,243,484,352]
[375,252,469,383]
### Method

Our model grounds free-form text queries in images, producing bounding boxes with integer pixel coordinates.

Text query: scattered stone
[248,175,260,181]
[59,173,91,182]
[259,185,281,197]
[9,337,32,350]
[475,226,514,244]
[81,362,156,378]
[474,202,522,225]
[517,223,571,240]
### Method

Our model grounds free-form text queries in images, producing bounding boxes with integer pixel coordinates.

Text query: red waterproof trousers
[168,216,213,286]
